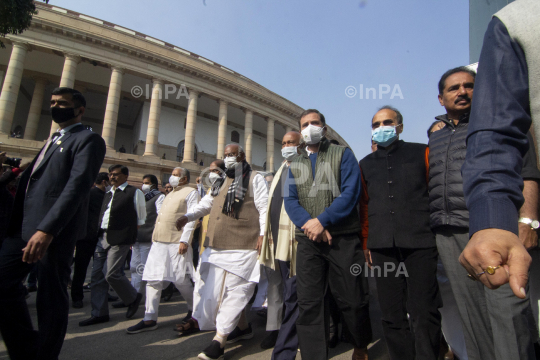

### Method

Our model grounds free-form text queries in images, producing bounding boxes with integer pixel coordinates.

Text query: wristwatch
[518,217,540,230]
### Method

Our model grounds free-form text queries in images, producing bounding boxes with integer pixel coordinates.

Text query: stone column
[59,54,81,88]
[216,100,228,159]
[143,79,163,157]
[101,67,124,150]
[244,110,253,163]
[182,89,199,163]
[0,42,30,134]
[24,77,47,140]
[266,118,275,172]
[0,70,5,92]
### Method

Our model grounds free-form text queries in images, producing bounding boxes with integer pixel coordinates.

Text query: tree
[0,0,49,48]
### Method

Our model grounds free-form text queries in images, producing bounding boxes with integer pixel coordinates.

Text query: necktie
[31,132,61,175]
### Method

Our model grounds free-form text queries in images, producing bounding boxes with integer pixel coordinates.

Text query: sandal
[175,318,200,337]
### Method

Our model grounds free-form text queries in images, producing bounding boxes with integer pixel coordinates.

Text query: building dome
[0,3,348,185]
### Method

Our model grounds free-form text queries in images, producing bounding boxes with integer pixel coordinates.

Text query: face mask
[141,184,152,194]
[169,175,181,188]
[208,172,221,184]
[224,156,238,169]
[301,124,325,145]
[282,146,299,161]
[51,107,77,124]
[372,126,398,147]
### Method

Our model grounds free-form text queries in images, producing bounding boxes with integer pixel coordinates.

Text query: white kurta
[142,189,199,283]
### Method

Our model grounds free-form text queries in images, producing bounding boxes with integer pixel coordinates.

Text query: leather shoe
[126,293,142,318]
[108,294,119,302]
[79,315,109,327]
[352,346,368,360]
[72,300,83,309]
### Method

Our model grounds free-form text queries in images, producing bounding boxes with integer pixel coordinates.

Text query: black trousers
[272,260,299,360]
[70,237,98,302]
[296,233,372,360]
[370,246,442,360]
[0,235,76,360]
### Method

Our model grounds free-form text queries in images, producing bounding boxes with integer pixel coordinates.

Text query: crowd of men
[0,1,539,359]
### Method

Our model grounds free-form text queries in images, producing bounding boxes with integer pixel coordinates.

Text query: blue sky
[47,0,470,159]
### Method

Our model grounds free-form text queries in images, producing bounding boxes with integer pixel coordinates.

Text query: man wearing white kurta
[126,167,199,334]
[176,144,268,360]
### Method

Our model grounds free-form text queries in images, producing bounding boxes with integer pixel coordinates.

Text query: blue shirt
[463,17,532,236]
[284,147,362,230]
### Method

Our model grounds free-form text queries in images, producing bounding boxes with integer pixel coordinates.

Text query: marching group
[0,2,540,360]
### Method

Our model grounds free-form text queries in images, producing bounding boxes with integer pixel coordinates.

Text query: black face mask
[51,107,77,124]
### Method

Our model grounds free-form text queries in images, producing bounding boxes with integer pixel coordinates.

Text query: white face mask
[282,146,299,161]
[208,172,221,184]
[169,175,181,188]
[301,124,325,145]
[224,156,238,169]
[141,184,152,194]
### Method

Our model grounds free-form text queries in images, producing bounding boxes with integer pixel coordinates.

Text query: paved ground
[0,271,390,360]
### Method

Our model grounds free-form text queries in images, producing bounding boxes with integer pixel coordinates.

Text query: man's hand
[176,216,188,231]
[301,218,325,242]
[363,249,372,268]
[256,235,264,255]
[459,228,531,298]
[519,223,538,250]
[178,242,188,255]
[22,231,54,263]
[321,230,333,246]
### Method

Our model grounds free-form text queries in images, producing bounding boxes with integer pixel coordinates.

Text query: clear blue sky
[48,0,470,160]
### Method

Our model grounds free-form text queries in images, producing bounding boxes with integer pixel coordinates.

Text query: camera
[4,157,22,168]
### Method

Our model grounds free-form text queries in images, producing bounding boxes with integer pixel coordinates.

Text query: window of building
[231,130,240,143]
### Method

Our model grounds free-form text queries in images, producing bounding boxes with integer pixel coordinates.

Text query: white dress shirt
[101,181,147,229]
[155,193,165,214]
[178,190,199,244]
[52,122,83,141]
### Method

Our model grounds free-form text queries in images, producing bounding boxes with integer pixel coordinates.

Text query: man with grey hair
[176,143,268,360]
[126,166,200,334]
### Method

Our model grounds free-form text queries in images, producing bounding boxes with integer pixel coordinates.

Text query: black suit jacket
[8,124,106,242]
[82,186,106,242]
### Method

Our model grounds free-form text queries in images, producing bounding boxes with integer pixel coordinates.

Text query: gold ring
[485,265,501,275]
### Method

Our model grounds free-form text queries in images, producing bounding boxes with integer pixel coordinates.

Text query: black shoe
[126,320,158,334]
[161,283,174,302]
[72,300,83,309]
[198,340,224,360]
[79,315,109,327]
[108,294,119,302]
[27,285,37,292]
[112,300,127,308]
[181,310,193,324]
[83,283,91,292]
[260,330,279,349]
[328,332,339,348]
[226,323,253,344]
[126,293,143,318]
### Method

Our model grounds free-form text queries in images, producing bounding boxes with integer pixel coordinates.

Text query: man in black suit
[71,172,109,308]
[0,87,106,360]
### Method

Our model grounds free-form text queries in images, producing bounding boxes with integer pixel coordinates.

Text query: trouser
[370,246,442,360]
[436,226,537,360]
[272,260,299,360]
[265,262,284,331]
[253,264,269,309]
[529,248,540,338]
[27,264,38,287]
[295,233,372,360]
[143,277,194,321]
[0,235,76,360]
[437,257,468,360]
[71,238,98,302]
[90,236,137,317]
[193,263,257,335]
[130,242,152,295]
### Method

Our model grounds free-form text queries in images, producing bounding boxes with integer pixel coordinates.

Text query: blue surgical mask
[372,126,398,147]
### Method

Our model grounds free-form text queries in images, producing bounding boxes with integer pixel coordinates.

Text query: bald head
[282,131,303,147]
[210,159,225,172]
[224,144,246,162]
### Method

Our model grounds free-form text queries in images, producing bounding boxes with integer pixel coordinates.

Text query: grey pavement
[0,268,390,360]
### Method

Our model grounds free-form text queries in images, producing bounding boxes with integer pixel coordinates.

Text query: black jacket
[428,114,469,230]
[8,124,106,242]
[360,140,435,249]
[82,186,106,242]
[428,114,540,230]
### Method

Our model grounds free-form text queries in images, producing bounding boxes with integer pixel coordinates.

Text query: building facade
[0,3,348,185]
